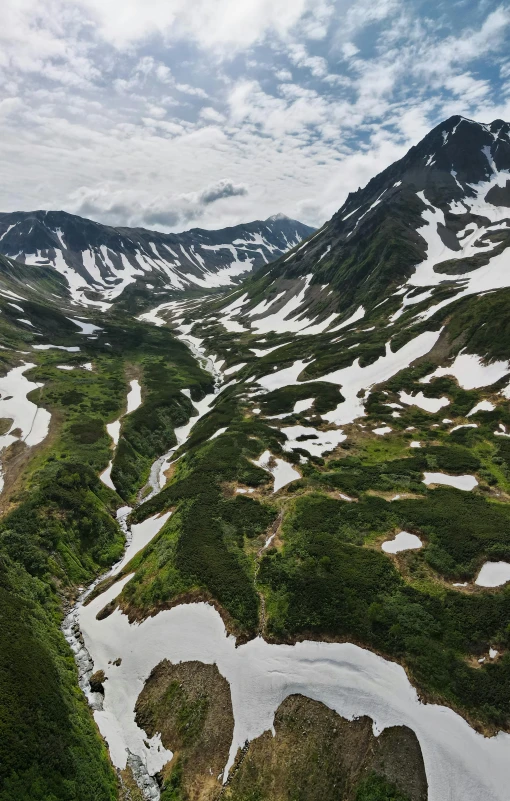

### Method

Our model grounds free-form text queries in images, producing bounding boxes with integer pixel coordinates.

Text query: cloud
[0,97,23,117]
[67,177,249,230]
[199,106,226,123]
[341,42,359,58]
[199,179,248,204]
[287,43,328,77]
[175,83,209,98]
[1,0,509,233]
[75,0,328,52]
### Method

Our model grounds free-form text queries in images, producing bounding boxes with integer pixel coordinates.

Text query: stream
[139,335,224,501]
[63,334,510,801]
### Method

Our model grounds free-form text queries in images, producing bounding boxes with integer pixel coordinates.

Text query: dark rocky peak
[333,116,510,237]
[247,115,510,318]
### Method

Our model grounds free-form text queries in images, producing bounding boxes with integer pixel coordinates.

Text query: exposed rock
[96,599,117,620]
[89,669,107,694]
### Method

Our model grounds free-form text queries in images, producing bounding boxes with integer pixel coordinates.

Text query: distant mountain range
[0,210,314,308]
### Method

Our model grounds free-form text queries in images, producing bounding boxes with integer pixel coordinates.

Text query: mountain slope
[128,116,510,748]
[186,115,510,340]
[3,115,510,801]
[0,210,314,310]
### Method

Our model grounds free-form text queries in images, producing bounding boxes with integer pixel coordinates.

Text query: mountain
[191,115,510,338]
[3,116,510,801]
[0,210,314,309]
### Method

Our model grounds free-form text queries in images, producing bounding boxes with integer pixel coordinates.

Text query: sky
[1,0,510,233]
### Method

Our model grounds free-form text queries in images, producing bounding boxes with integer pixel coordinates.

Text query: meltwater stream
[141,335,225,500]
[64,335,510,801]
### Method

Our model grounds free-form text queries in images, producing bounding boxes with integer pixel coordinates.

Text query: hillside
[2,115,510,801]
[168,115,510,341]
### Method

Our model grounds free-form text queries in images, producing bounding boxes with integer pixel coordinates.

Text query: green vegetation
[2,223,510,801]
[442,286,510,363]
[259,382,345,415]
[163,680,209,746]
[224,694,425,801]
[355,774,411,801]
[123,346,510,730]
[0,303,215,801]
[259,485,510,728]
[160,760,186,801]
[0,577,117,801]
[105,320,214,501]
[135,659,234,801]
[125,420,279,633]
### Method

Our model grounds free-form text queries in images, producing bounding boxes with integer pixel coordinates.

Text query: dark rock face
[135,659,234,801]
[134,665,428,801]
[89,669,106,694]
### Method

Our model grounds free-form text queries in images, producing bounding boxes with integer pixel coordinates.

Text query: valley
[2,115,510,801]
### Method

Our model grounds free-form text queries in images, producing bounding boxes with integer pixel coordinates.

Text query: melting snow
[450,424,477,433]
[223,363,247,376]
[373,426,393,436]
[257,359,311,392]
[420,353,509,390]
[33,344,80,352]
[293,398,315,414]
[382,532,423,554]
[73,590,510,801]
[281,425,346,457]
[250,343,287,357]
[257,330,442,427]
[252,450,300,492]
[111,512,172,576]
[475,562,510,588]
[422,472,478,491]
[0,364,51,491]
[329,305,365,332]
[67,317,102,335]
[467,400,495,416]
[399,391,450,413]
[126,380,142,414]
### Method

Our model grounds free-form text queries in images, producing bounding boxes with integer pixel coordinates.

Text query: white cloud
[65,174,249,230]
[175,83,209,98]
[287,43,328,77]
[0,0,508,234]
[76,0,327,52]
[341,42,359,58]
[199,106,226,122]
[275,68,293,81]
[341,0,400,35]
[0,97,23,117]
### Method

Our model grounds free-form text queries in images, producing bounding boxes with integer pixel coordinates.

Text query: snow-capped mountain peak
[0,210,314,309]
[188,116,510,343]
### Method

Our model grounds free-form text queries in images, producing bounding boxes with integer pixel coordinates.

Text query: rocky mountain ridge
[0,209,314,309]
[194,115,510,340]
